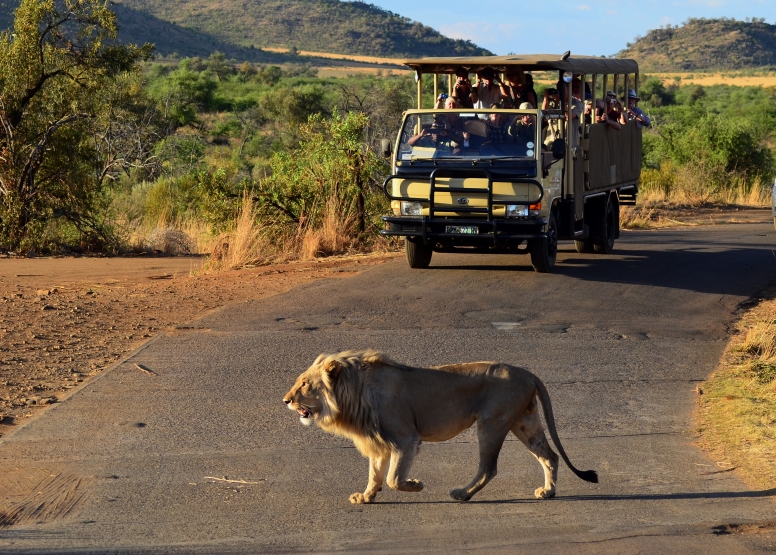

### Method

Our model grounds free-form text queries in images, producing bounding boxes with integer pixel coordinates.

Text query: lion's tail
[534,377,598,484]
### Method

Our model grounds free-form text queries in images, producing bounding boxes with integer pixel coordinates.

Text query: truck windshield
[398,111,539,162]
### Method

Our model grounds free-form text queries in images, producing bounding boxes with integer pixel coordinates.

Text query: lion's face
[283,366,332,426]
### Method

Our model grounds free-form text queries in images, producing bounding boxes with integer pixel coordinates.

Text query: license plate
[446,226,478,234]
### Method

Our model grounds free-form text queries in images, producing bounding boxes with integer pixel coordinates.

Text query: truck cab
[380,54,642,272]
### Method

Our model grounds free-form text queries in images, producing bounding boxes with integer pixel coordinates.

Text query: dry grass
[620,162,772,229]
[652,72,776,87]
[201,195,273,273]
[261,47,402,65]
[697,292,776,488]
[300,195,357,259]
[317,67,408,78]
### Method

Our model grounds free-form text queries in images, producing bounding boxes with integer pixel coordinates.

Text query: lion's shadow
[373,487,776,504]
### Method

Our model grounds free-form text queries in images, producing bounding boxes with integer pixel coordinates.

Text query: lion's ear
[323,359,342,378]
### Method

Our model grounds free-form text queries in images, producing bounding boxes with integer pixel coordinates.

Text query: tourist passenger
[625,89,651,128]
[407,122,459,151]
[542,88,562,146]
[471,68,503,110]
[605,90,628,125]
[595,99,621,130]
[486,103,511,143]
[567,79,585,147]
[452,67,474,109]
[499,69,537,109]
[435,96,466,143]
[509,102,536,145]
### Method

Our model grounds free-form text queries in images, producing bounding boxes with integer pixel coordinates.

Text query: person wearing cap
[594,99,621,131]
[471,68,503,110]
[605,90,628,126]
[452,67,474,109]
[508,102,537,146]
[625,89,651,129]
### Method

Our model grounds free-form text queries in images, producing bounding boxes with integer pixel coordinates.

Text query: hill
[619,18,776,72]
[115,0,491,58]
[0,0,490,60]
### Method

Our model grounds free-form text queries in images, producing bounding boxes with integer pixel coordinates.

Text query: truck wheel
[574,238,594,253]
[529,213,558,273]
[593,198,616,254]
[405,237,433,268]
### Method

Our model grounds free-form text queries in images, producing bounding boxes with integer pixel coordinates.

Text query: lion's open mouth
[298,408,311,419]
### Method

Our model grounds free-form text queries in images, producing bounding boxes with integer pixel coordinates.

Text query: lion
[283,350,597,504]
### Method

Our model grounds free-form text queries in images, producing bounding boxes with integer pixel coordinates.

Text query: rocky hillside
[0,0,491,60]
[618,18,776,71]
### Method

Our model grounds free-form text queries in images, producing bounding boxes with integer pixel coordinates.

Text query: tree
[256,111,385,236]
[0,0,152,251]
[238,61,257,83]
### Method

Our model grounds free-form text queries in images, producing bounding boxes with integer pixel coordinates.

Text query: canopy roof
[401,54,638,75]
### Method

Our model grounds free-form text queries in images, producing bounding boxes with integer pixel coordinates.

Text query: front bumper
[382,215,547,247]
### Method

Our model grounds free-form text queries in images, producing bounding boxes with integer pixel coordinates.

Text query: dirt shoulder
[621,204,772,229]
[0,252,398,438]
[697,285,776,489]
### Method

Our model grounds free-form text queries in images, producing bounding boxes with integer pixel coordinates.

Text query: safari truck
[379,55,642,272]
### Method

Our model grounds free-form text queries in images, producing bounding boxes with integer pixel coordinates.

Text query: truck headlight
[400,201,422,216]
[506,205,528,218]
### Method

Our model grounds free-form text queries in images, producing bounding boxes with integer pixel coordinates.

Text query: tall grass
[620,161,772,228]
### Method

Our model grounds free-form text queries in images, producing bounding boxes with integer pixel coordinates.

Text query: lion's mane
[311,350,405,457]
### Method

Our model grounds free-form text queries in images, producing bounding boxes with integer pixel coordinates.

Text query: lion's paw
[403,479,424,492]
[350,493,374,504]
[450,488,472,502]
[534,487,556,499]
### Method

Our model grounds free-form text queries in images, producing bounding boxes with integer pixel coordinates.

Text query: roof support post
[417,73,423,109]
[565,76,573,201]
[624,73,630,111]
[433,73,439,104]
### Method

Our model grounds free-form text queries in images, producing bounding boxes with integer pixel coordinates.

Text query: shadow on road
[372,488,776,505]
[429,241,776,297]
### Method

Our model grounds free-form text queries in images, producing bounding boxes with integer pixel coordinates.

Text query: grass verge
[697,290,776,488]
[620,163,772,229]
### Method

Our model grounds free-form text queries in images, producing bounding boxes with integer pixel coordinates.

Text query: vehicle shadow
[428,240,776,297]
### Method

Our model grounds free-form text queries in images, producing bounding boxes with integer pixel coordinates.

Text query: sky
[366,0,776,56]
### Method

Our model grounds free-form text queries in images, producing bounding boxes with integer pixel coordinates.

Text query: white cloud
[438,21,521,43]
[576,4,591,10]
[688,0,726,7]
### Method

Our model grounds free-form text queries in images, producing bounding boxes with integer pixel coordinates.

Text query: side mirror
[551,138,566,160]
[380,139,393,158]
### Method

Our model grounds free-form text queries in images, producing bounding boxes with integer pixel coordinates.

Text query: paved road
[1,223,776,554]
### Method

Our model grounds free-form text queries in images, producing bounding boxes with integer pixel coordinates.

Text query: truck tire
[593,197,616,254]
[405,237,433,268]
[529,213,558,273]
[574,238,594,253]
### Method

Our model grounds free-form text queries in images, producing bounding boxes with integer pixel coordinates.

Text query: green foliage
[656,114,774,180]
[148,61,219,124]
[0,0,152,252]
[639,77,676,108]
[256,111,387,234]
